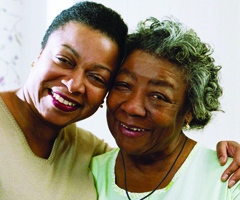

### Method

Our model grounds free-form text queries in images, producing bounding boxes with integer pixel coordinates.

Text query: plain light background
[1,0,240,149]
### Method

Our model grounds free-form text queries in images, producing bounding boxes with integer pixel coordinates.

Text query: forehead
[47,22,115,49]
[119,50,188,90]
[43,22,120,72]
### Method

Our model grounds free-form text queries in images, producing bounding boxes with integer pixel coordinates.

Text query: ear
[185,107,193,124]
[37,50,43,60]
[31,50,43,68]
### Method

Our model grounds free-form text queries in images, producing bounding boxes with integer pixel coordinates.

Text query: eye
[58,57,71,65]
[91,74,105,84]
[88,73,107,88]
[114,81,131,91]
[55,56,75,68]
[151,93,168,102]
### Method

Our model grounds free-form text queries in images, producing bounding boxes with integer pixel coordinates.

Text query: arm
[92,135,114,156]
[216,141,240,188]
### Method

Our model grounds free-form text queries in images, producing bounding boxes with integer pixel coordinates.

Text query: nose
[121,91,147,117]
[61,71,86,94]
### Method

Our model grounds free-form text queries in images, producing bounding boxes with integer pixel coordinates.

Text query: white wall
[0,0,47,90]
[1,0,240,150]
[46,0,73,27]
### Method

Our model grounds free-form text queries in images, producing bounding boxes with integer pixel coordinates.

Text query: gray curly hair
[125,17,222,129]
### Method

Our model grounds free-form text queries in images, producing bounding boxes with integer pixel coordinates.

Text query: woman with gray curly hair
[90,17,240,199]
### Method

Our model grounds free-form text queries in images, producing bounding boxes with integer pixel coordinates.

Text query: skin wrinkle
[61,44,80,58]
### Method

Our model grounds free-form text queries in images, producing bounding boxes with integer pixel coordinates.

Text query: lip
[118,121,149,139]
[48,89,81,112]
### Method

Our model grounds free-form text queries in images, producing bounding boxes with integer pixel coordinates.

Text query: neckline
[0,96,61,164]
[111,143,200,198]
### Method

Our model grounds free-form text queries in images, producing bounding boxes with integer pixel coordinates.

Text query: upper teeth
[52,91,76,107]
[121,123,145,132]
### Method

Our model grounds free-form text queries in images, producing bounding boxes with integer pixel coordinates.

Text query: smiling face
[24,22,119,127]
[107,50,191,156]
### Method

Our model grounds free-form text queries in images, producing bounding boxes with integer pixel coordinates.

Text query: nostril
[121,100,146,117]
[61,78,86,94]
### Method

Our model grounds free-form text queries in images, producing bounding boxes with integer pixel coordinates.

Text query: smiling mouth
[119,122,148,138]
[49,89,80,112]
[51,91,76,107]
[121,123,146,132]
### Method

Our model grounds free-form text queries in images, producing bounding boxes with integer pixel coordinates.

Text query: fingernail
[222,174,228,181]
[219,157,225,165]
[229,180,235,188]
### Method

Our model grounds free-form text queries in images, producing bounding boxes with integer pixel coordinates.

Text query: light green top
[90,144,240,200]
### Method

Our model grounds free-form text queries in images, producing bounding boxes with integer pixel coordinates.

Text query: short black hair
[41,1,128,60]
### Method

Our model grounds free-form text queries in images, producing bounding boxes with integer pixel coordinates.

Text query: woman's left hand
[216,141,240,188]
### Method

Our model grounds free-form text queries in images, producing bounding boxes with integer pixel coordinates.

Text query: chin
[117,143,142,155]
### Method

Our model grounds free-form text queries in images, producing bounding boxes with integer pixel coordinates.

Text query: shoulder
[0,93,19,131]
[196,145,240,199]
[90,148,119,171]
[197,144,233,164]
[63,123,99,146]
[0,94,9,114]
[90,148,118,187]
[92,148,119,162]
[63,124,112,155]
[189,143,233,175]
[196,145,240,197]
[64,123,97,141]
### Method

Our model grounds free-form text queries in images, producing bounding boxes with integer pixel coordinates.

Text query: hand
[216,141,240,188]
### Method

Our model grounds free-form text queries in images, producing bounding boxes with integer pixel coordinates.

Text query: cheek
[151,107,176,124]
[106,89,124,109]
[106,107,116,139]
[27,69,45,94]
[106,92,117,110]
[106,94,118,129]
[88,88,108,108]
[152,110,184,137]
[150,109,179,134]
[106,95,115,121]
[30,63,54,83]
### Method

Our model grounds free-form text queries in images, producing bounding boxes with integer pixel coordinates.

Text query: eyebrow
[117,68,137,81]
[93,65,112,74]
[149,79,175,91]
[61,44,80,58]
[62,44,112,74]
[118,68,175,90]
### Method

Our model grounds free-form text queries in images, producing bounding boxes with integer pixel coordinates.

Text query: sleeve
[231,182,240,199]
[74,125,114,156]
[91,134,114,156]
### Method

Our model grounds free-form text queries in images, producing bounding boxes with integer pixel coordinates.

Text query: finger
[221,159,240,182]
[228,168,240,188]
[216,141,228,165]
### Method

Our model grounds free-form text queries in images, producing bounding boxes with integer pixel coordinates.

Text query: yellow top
[0,96,111,199]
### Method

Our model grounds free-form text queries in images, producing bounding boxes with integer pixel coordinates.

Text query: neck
[129,135,186,172]
[1,90,62,159]
[116,135,196,192]
[124,134,186,169]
